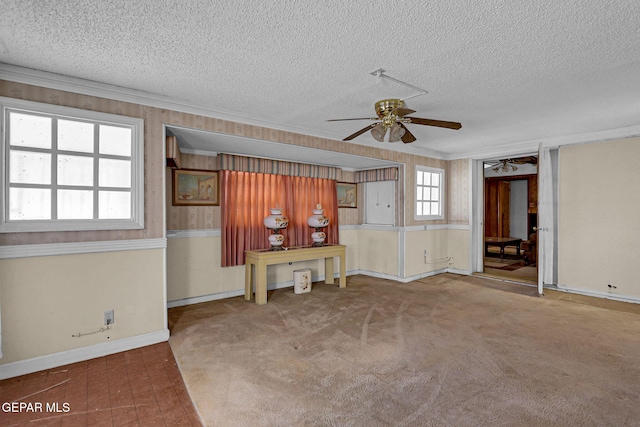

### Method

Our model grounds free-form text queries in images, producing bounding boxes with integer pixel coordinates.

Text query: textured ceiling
[1,1,640,161]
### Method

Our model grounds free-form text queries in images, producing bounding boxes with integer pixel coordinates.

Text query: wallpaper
[1,80,469,246]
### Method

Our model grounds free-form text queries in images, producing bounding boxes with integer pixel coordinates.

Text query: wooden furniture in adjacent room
[485,237,522,259]
[245,244,346,305]
[521,233,537,265]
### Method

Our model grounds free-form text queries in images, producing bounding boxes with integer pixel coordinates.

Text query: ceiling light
[388,123,405,142]
[371,123,386,142]
[491,160,518,173]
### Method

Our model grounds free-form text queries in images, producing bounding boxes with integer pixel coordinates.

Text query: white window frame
[0,97,144,233]
[415,165,444,220]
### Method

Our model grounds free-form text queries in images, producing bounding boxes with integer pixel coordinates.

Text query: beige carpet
[169,274,640,426]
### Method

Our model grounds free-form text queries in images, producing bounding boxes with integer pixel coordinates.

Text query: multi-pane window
[415,166,444,220]
[1,98,144,232]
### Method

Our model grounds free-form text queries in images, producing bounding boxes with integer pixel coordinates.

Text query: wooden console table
[245,244,346,305]
[485,237,522,259]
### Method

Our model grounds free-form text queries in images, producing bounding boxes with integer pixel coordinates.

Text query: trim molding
[0,64,352,151]
[553,284,640,305]
[450,125,640,160]
[447,267,472,276]
[0,329,169,380]
[167,229,221,238]
[404,224,471,231]
[168,267,473,308]
[4,64,639,163]
[166,225,471,240]
[0,238,166,259]
[168,271,341,308]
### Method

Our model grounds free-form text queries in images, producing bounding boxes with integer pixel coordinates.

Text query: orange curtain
[221,171,339,266]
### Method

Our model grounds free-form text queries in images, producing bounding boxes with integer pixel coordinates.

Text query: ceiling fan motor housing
[375,99,405,119]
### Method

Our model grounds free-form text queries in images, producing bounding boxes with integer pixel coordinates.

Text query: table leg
[325,256,335,284]
[255,260,268,305]
[339,254,346,288]
[244,262,253,301]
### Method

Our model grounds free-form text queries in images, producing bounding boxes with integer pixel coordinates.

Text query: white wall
[558,137,640,300]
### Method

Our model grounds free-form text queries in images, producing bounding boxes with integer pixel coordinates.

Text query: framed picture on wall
[336,182,357,208]
[172,169,219,206]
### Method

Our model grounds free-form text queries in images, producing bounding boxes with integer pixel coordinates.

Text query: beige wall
[167,237,241,301]
[558,137,640,299]
[355,229,399,276]
[0,249,165,364]
[447,229,470,272]
[405,229,449,277]
[167,229,362,303]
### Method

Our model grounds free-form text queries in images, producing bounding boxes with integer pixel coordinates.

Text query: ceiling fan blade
[326,117,379,122]
[343,124,377,141]
[395,108,416,117]
[509,156,538,164]
[406,117,462,130]
[398,123,416,143]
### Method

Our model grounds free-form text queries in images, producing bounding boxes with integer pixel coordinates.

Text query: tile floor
[0,342,201,426]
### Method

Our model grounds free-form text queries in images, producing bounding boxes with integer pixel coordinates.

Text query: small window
[1,97,144,233]
[415,166,444,220]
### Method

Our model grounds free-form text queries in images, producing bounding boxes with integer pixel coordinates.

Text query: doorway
[482,160,538,284]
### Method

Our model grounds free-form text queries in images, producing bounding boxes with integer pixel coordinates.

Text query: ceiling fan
[485,156,538,173]
[327,98,462,143]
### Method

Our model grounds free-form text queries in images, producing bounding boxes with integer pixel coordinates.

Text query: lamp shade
[370,123,386,142]
[388,123,405,142]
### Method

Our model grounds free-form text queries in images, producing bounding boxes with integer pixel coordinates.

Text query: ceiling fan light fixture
[492,159,518,173]
[388,123,405,142]
[329,98,461,143]
[371,123,386,142]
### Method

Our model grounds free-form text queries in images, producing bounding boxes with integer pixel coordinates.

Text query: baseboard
[168,273,335,308]
[447,267,472,276]
[553,284,640,305]
[0,329,170,380]
[168,289,246,308]
[398,268,450,283]
[168,268,474,308]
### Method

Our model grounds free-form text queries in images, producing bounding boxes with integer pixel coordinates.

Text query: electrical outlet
[104,309,114,325]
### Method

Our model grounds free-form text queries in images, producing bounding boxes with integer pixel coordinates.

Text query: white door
[537,145,558,295]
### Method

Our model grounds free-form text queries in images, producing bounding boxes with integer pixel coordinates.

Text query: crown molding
[1,63,450,162]
[0,63,340,142]
[5,63,637,163]
[450,125,640,160]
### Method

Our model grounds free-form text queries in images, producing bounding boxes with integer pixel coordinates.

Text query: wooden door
[485,179,512,238]
[484,180,499,237]
[498,181,511,237]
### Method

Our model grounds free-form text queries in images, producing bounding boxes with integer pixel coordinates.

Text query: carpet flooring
[169,274,640,426]
[484,259,525,271]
